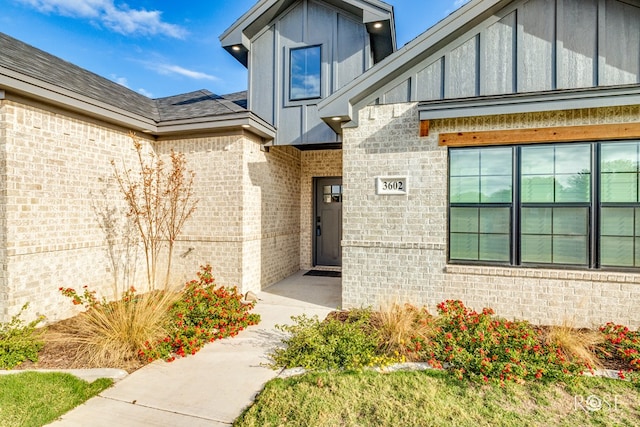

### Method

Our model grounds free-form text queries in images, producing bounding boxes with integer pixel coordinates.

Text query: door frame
[312,176,343,266]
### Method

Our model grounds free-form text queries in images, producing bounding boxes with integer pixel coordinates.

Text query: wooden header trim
[439,122,640,147]
[419,120,430,137]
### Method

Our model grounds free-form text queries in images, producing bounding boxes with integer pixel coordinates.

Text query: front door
[315,177,342,266]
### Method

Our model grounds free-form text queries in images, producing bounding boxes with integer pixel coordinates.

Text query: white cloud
[14,0,186,38]
[110,74,129,87]
[149,63,219,81]
[454,0,470,7]
[137,88,153,98]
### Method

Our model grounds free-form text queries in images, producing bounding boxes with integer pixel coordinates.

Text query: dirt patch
[11,316,144,373]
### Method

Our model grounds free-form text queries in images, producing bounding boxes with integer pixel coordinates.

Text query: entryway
[314,177,342,266]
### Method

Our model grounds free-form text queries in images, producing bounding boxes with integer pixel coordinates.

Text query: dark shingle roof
[156,90,248,121]
[0,32,248,124]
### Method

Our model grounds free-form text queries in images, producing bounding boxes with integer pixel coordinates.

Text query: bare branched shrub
[111,132,197,290]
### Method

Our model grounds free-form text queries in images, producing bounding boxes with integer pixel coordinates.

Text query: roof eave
[419,84,640,120]
[219,0,395,66]
[0,66,156,132]
[155,111,276,140]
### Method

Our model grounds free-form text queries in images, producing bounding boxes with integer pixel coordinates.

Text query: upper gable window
[289,45,321,101]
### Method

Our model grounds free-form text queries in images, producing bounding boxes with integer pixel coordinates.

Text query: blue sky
[0,0,470,99]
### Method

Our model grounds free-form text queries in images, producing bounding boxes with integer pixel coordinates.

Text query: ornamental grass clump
[371,301,435,362]
[60,288,178,370]
[544,319,604,371]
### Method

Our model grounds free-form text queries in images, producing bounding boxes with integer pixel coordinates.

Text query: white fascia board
[318,0,505,121]
[0,67,156,132]
[156,112,276,140]
[419,85,640,120]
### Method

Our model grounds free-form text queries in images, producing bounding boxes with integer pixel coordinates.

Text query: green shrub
[0,304,44,369]
[269,310,381,371]
[412,300,587,384]
[139,264,261,362]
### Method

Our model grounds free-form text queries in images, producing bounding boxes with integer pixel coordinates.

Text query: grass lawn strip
[0,371,112,427]
[235,370,640,427]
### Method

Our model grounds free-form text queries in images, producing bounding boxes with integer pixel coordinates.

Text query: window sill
[444,264,640,284]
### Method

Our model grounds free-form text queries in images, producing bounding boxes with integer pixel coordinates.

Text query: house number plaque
[376,176,408,195]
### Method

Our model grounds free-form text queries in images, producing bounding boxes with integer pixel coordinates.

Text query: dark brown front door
[315,177,342,266]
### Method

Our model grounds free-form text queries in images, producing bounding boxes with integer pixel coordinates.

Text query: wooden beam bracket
[439,122,640,147]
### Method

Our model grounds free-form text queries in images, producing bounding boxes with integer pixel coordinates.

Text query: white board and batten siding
[378,0,640,105]
[249,0,372,145]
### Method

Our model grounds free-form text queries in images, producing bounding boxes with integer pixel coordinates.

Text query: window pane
[521,176,554,202]
[450,177,480,203]
[554,145,591,174]
[450,233,478,260]
[553,208,587,235]
[481,176,512,202]
[450,150,479,176]
[556,173,590,202]
[479,208,510,233]
[601,173,638,202]
[450,208,478,233]
[601,207,634,236]
[601,236,634,266]
[522,146,554,175]
[479,234,510,261]
[521,207,552,234]
[290,46,321,100]
[480,148,512,175]
[521,235,552,263]
[553,236,587,265]
[601,142,638,173]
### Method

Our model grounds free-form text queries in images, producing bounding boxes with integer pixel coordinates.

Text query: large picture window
[289,45,321,101]
[448,140,640,269]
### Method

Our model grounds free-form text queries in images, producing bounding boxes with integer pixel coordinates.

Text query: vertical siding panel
[446,36,478,98]
[305,105,337,143]
[279,2,304,43]
[517,0,555,92]
[383,79,411,104]
[250,28,275,125]
[279,107,303,145]
[557,0,598,89]
[481,12,516,95]
[601,0,640,85]
[336,14,366,90]
[416,57,444,101]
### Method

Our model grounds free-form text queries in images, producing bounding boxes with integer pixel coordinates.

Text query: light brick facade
[342,102,640,328]
[0,96,311,322]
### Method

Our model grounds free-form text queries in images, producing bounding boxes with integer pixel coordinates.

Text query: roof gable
[220,0,396,66]
[319,0,640,130]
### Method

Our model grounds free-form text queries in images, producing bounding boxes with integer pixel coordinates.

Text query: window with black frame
[448,140,640,270]
[289,45,321,101]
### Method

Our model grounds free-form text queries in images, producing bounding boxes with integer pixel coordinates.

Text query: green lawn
[235,370,640,427]
[0,372,112,427]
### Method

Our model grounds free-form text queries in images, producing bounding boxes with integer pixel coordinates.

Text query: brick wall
[0,99,7,319]
[342,102,640,328]
[1,97,304,322]
[300,149,342,269]
[3,98,149,321]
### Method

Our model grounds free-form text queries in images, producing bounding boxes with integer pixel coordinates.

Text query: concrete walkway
[47,271,341,427]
